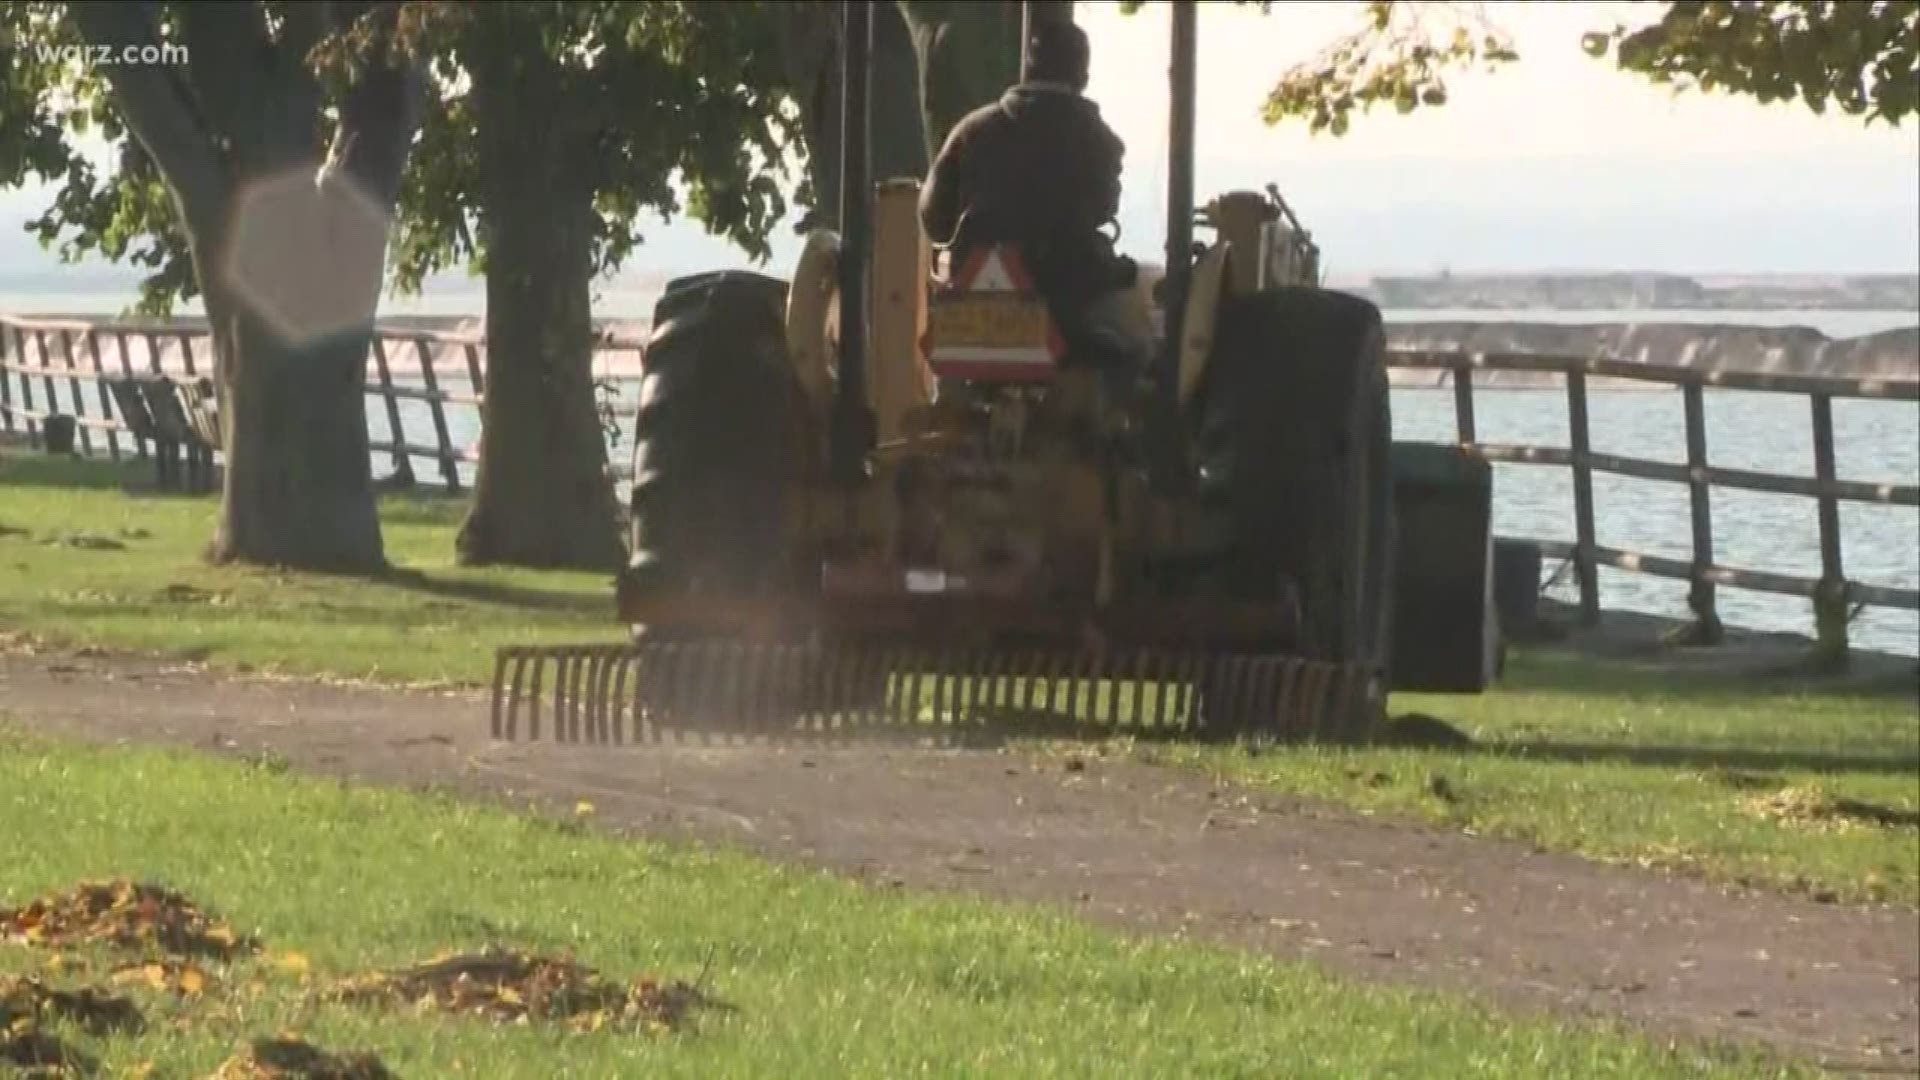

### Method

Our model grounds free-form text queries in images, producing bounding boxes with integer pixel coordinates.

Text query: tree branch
[67,1,229,234]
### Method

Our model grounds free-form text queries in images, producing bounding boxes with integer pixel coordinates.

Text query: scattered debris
[0,975,145,1037]
[0,1021,94,1078]
[1699,768,1779,792]
[209,1037,396,1080]
[327,948,727,1034]
[109,957,218,999]
[1741,786,1920,833]
[155,584,232,606]
[0,880,259,961]
[0,976,130,1078]
[36,534,126,552]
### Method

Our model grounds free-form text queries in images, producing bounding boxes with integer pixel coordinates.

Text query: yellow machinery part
[871,179,937,442]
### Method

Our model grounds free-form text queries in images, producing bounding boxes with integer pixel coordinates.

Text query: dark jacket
[920,83,1133,310]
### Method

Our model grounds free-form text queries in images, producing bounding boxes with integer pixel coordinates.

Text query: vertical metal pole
[1809,392,1848,668]
[1148,0,1199,493]
[1452,365,1476,445]
[831,0,876,487]
[1681,380,1721,643]
[1163,1,1197,317]
[1566,369,1599,625]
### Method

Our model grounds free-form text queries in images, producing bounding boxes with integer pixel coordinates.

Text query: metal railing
[1394,349,1919,662]
[4,314,1916,659]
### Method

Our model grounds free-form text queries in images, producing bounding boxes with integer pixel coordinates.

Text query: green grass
[1126,656,1919,905]
[0,729,1800,1079]
[3,452,1917,906]
[0,454,626,684]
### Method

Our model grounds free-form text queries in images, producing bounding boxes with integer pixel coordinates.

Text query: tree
[359,2,796,572]
[1124,1,1919,136]
[1583,1,1919,127]
[0,1,421,573]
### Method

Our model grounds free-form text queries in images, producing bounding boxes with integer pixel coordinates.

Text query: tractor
[488,0,1500,745]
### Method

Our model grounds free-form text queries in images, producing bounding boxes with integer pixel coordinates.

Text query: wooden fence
[3,314,1916,659]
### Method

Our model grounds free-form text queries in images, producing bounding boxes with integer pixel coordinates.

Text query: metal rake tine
[525,650,547,742]
[490,650,511,740]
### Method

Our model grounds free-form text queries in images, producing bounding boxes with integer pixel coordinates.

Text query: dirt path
[3,647,1915,1075]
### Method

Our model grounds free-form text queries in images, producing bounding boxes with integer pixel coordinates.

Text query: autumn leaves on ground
[1,879,713,1078]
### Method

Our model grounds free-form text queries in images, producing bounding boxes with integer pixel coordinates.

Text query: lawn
[0,727,1801,1078]
[3,452,1917,907]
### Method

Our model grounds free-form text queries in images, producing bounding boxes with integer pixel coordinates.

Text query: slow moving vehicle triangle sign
[927,245,1064,382]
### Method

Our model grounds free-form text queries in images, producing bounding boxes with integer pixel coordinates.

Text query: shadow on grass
[1497,648,1920,705]
[378,567,612,616]
[1374,713,1917,777]
[0,452,204,497]
[1474,739,1920,779]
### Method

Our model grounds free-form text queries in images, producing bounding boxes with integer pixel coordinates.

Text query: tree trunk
[898,1,1024,158]
[456,47,624,572]
[206,283,386,570]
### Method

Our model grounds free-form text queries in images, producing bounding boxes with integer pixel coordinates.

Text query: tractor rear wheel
[628,270,810,603]
[1192,287,1395,739]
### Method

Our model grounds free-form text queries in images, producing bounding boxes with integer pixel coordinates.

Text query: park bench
[104,374,221,493]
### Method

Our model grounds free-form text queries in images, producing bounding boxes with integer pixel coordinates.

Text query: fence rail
[3,315,1916,660]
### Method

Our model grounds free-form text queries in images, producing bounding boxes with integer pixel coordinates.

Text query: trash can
[1388,442,1501,693]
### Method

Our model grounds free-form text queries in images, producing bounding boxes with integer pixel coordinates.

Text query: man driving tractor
[919,20,1153,382]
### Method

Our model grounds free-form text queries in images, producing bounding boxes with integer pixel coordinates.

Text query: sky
[2,0,1917,299]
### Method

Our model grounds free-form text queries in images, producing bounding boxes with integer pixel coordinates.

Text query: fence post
[1452,363,1476,444]
[113,330,148,460]
[13,328,39,445]
[369,336,415,486]
[140,328,164,374]
[1808,392,1849,669]
[1566,368,1600,624]
[0,323,13,435]
[83,330,121,461]
[175,331,197,377]
[1679,380,1721,644]
[33,330,61,441]
[413,337,460,490]
[56,330,95,457]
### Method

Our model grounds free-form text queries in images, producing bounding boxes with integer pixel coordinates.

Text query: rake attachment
[489,641,1381,748]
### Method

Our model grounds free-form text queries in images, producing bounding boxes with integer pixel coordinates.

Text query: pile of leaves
[1741,785,1920,834]
[328,948,722,1034]
[1,974,144,1078]
[209,1036,396,1080]
[0,880,257,962]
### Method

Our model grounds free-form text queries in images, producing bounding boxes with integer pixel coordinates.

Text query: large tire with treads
[628,270,810,602]
[1191,287,1395,737]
